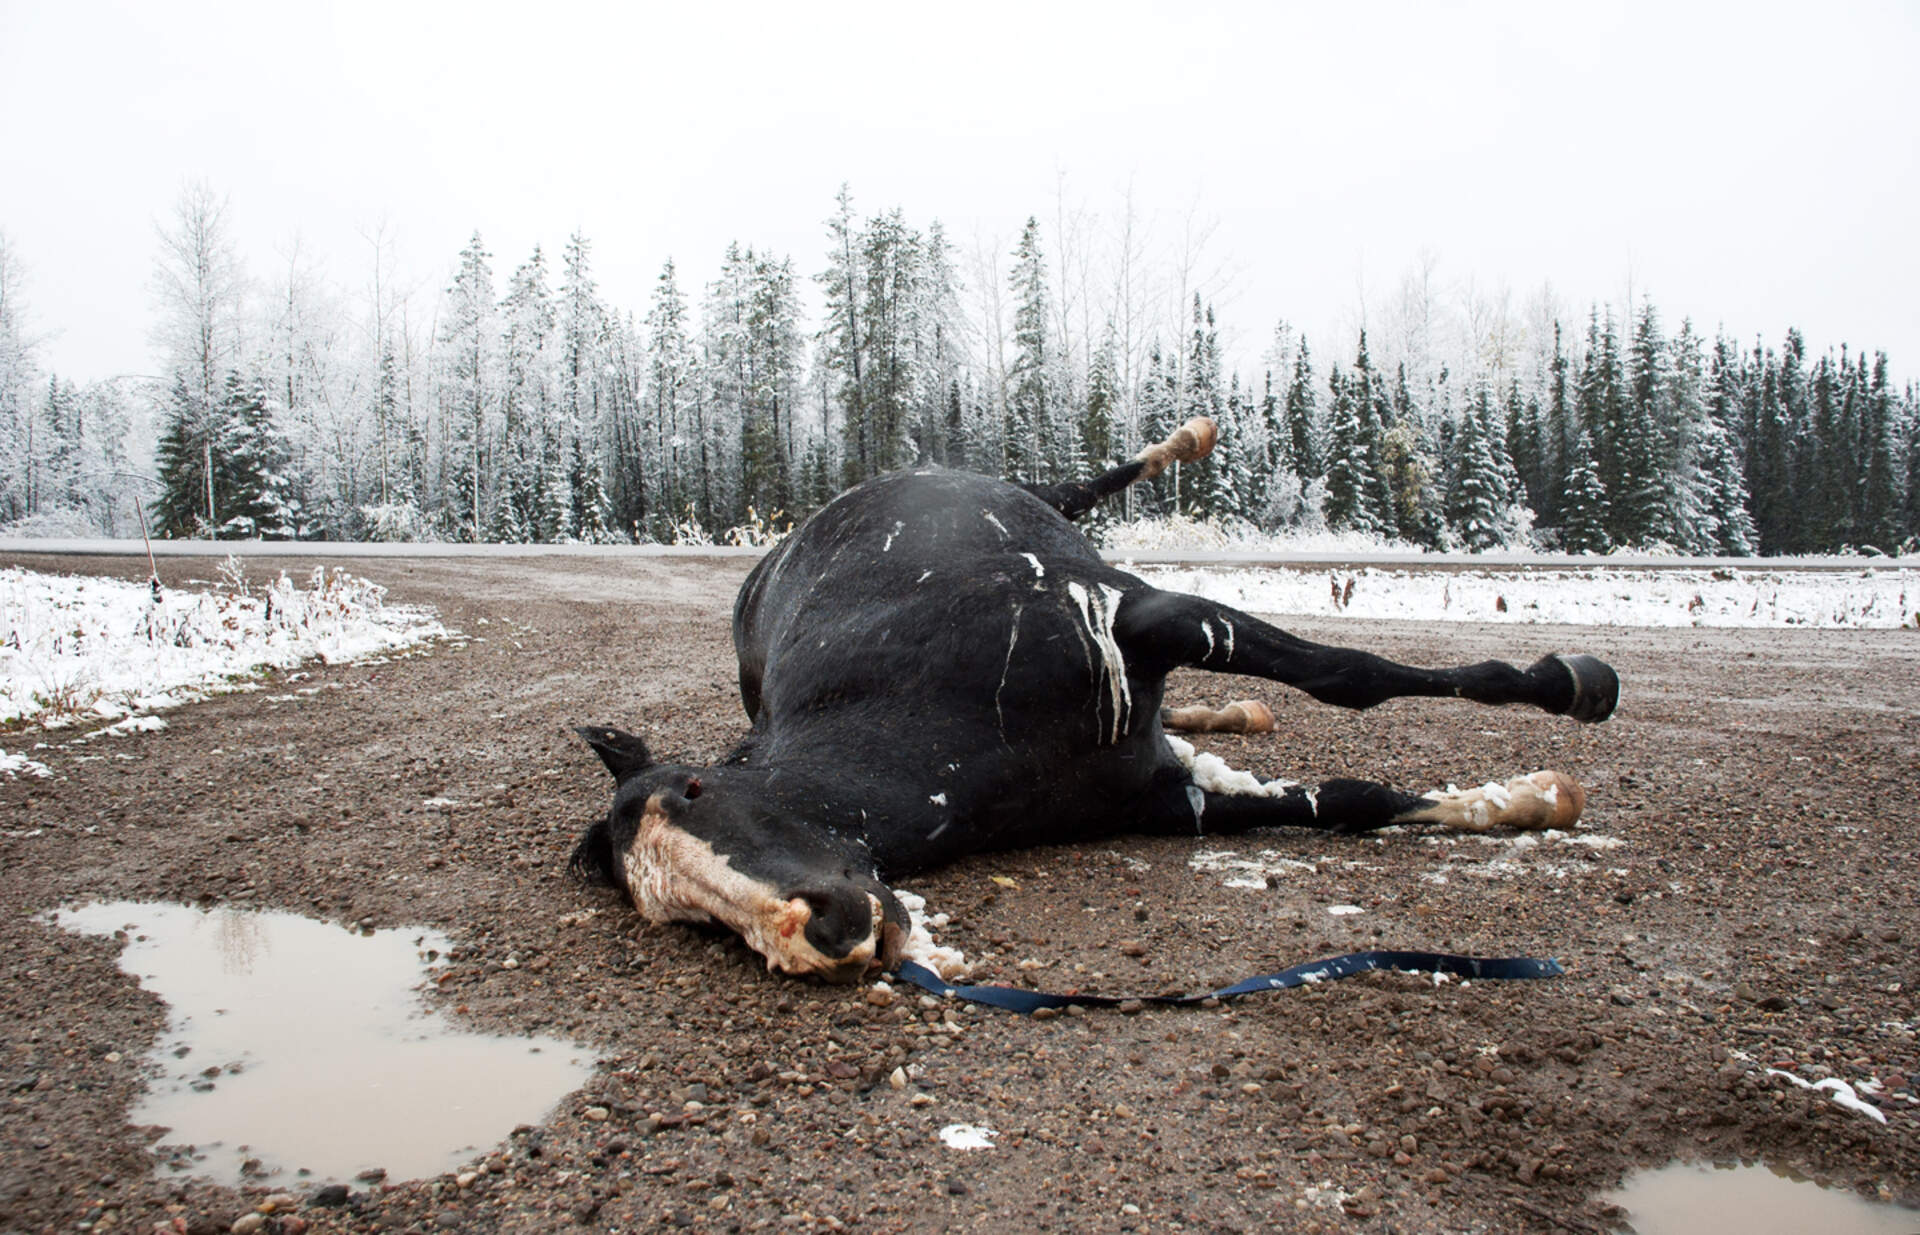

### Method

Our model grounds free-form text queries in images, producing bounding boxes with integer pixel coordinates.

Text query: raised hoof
[1166,416,1218,463]
[1546,653,1619,723]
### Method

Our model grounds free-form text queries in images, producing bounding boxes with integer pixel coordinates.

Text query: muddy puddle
[1606,1161,1918,1234]
[58,901,594,1186]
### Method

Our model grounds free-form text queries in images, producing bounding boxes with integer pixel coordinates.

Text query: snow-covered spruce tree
[817,186,869,487]
[1560,428,1611,554]
[437,232,497,541]
[1284,339,1319,481]
[152,373,214,536]
[861,211,923,482]
[1379,418,1444,549]
[1321,363,1388,537]
[495,245,554,541]
[1445,385,1511,551]
[215,373,297,538]
[745,250,804,523]
[1006,217,1050,485]
[1857,352,1904,551]
[915,221,966,468]
[1537,320,1575,532]
[1180,296,1226,517]
[560,231,611,542]
[1135,346,1180,515]
[0,232,37,524]
[642,260,695,540]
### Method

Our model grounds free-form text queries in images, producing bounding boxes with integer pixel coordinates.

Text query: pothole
[58,901,594,1186]
[1605,1161,1915,1234]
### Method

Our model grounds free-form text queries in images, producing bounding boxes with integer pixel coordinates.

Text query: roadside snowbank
[0,565,449,739]
[1140,564,1918,629]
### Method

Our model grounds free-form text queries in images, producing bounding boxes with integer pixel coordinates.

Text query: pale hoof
[1411,769,1586,832]
[1165,416,1217,463]
[1134,415,1219,479]
[1160,699,1276,734]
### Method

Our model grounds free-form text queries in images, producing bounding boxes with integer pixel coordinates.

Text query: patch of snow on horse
[1164,734,1299,797]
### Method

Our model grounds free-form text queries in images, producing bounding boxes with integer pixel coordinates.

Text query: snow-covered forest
[3,183,1916,555]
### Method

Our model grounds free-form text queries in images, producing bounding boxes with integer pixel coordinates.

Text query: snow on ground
[0,565,449,768]
[893,889,968,979]
[1137,563,1918,629]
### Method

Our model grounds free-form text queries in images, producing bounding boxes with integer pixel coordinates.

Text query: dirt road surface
[3,551,1916,1233]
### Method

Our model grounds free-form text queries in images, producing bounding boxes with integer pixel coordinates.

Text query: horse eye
[685,778,702,800]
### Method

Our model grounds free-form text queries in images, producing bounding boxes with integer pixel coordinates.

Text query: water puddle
[1606,1161,1917,1234]
[58,901,594,1186]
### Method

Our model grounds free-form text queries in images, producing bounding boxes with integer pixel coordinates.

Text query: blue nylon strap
[891,950,1564,1015]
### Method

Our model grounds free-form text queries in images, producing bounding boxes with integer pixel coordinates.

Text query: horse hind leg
[1024,415,1217,521]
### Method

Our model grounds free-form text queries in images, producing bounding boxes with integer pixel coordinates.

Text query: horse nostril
[798,887,874,960]
[685,777,702,799]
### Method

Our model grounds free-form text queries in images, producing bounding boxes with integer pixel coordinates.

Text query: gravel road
[2,550,1916,1234]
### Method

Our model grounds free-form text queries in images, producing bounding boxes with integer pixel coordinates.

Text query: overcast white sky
[4,0,1916,384]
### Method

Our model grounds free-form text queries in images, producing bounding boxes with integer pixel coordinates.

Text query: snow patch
[1190,848,1318,889]
[938,1124,998,1150]
[1327,905,1364,916]
[0,566,448,729]
[0,749,51,779]
[1139,563,1919,630]
[893,889,967,979]
[1767,1069,1888,1124]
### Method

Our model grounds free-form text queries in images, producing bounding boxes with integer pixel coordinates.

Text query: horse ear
[575,726,654,782]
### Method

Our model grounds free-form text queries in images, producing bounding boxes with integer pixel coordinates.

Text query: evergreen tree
[1283,340,1318,479]
[496,245,553,540]
[643,260,694,538]
[1445,385,1510,551]
[1180,296,1226,516]
[152,374,214,537]
[1322,364,1388,535]
[438,232,497,540]
[1560,429,1611,554]
[1006,217,1051,484]
[816,185,868,486]
[216,373,298,538]
[1083,327,1119,467]
[1853,353,1899,550]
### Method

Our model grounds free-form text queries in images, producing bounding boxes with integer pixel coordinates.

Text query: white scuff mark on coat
[1201,621,1215,659]
[1020,552,1045,580]
[1186,784,1206,835]
[994,604,1025,744]
[916,570,933,584]
[882,521,904,552]
[981,510,1010,539]
[929,792,948,806]
[1221,618,1235,661]
[1067,581,1132,744]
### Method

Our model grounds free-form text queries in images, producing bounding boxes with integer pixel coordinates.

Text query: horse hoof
[1550,653,1618,723]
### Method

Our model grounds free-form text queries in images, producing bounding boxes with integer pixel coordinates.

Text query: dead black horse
[570,418,1618,982]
